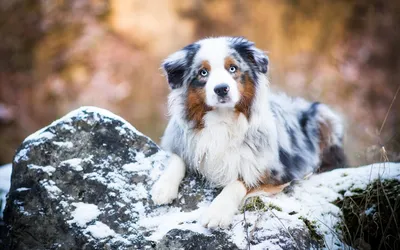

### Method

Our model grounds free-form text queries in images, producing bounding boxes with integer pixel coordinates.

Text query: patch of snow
[39,180,62,199]
[115,126,127,136]
[131,202,145,215]
[84,172,108,184]
[60,158,83,171]
[123,151,168,175]
[123,161,152,173]
[28,164,56,176]
[53,141,74,148]
[25,130,55,143]
[149,151,169,181]
[14,130,56,163]
[16,187,30,192]
[68,202,101,227]
[85,221,116,239]
[0,163,12,216]
[110,235,132,245]
[60,123,76,132]
[14,148,29,162]
[364,205,376,216]
[0,163,12,191]
[139,207,206,241]
[129,183,148,200]
[59,201,69,209]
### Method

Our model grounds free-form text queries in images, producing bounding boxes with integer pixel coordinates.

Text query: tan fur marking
[201,60,211,72]
[223,56,256,120]
[186,60,212,129]
[246,183,290,196]
[224,57,242,82]
[234,72,255,120]
[318,121,332,153]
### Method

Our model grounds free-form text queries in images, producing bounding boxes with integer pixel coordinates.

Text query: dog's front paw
[151,176,179,205]
[200,200,236,228]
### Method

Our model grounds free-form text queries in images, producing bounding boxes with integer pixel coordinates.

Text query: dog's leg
[201,180,247,228]
[151,153,186,205]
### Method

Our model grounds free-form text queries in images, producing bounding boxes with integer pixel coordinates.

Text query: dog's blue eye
[229,66,237,73]
[199,69,208,77]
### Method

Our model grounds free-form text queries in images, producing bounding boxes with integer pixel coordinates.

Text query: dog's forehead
[195,38,233,66]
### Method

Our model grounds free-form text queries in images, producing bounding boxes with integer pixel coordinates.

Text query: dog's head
[162,37,268,126]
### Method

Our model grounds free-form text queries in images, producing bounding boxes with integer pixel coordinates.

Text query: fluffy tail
[315,103,347,172]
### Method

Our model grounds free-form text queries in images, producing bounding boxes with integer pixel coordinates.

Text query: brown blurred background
[0,0,399,166]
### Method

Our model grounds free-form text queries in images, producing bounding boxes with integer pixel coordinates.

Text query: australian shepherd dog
[151,37,346,228]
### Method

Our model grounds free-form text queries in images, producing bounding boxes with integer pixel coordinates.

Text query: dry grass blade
[379,84,400,135]
[269,209,301,250]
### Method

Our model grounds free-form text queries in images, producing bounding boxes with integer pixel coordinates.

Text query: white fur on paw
[200,200,236,228]
[151,177,179,205]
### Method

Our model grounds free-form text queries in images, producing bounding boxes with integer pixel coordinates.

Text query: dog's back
[269,93,346,183]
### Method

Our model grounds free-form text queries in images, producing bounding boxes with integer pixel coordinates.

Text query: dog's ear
[162,43,200,89]
[230,37,269,74]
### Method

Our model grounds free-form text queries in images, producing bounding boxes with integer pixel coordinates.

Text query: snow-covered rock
[2,107,400,250]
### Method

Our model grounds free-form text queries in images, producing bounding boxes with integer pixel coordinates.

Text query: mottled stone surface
[156,229,240,250]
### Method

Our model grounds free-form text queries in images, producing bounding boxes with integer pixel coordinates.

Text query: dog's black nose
[214,84,230,97]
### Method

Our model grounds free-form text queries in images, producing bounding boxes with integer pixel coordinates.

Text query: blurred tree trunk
[0,1,44,164]
[343,0,400,162]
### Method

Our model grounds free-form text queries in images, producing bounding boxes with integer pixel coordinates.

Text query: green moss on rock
[242,196,266,212]
[298,216,324,246]
[242,197,283,212]
[267,202,282,212]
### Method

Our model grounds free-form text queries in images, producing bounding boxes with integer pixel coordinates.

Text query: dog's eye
[199,69,208,77]
[229,65,237,73]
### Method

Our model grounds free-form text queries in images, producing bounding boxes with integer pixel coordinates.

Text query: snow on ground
[0,163,12,217]
[140,162,400,249]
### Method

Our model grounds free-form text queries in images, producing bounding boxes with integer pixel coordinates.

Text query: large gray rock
[1,107,232,249]
[2,107,400,250]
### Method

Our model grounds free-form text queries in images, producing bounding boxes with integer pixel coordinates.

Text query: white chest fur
[188,109,263,187]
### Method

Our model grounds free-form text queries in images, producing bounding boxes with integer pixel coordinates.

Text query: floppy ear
[230,37,269,74]
[162,43,200,89]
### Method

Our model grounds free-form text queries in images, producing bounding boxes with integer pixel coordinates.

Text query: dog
[151,36,346,228]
